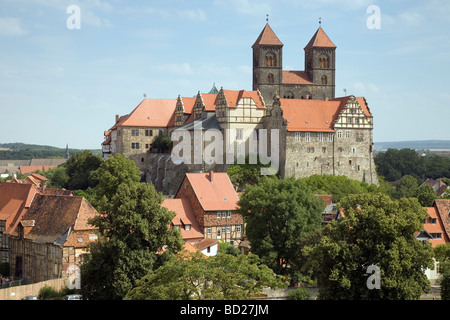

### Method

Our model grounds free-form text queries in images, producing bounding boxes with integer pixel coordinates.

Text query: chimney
[209,171,214,183]
[324,97,329,101]
[115,114,119,122]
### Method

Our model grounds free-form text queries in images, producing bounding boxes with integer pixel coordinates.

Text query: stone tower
[252,23,337,106]
[252,23,283,106]
[304,26,336,100]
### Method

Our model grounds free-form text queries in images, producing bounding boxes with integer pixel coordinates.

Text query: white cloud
[0,17,28,36]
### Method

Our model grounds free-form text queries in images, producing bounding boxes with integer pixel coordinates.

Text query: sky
[1,0,449,150]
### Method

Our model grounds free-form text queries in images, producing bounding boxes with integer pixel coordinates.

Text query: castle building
[102,23,379,194]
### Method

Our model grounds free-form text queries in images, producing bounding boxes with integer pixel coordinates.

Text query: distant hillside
[0,143,101,160]
[374,140,450,151]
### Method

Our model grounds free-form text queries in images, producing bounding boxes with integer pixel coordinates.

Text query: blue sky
[1,0,449,149]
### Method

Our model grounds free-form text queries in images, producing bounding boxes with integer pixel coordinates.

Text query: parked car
[22,296,38,300]
[64,294,82,300]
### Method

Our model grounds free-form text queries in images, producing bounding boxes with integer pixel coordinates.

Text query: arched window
[319,56,329,68]
[321,75,327,85]
[265,53,276,66]
[267,73,274,83]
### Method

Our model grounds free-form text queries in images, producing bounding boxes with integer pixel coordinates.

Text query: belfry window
[265,54,277,66]
[319,57,329,68]
[321,75,327,85]
[267,73,274,83]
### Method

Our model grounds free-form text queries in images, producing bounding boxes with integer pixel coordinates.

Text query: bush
[288,287,312,300]
[38,285,62,300]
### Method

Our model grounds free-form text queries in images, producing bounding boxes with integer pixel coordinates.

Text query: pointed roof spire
[304,26,336,49]
[208,83,219,94]
[252,23,283,48]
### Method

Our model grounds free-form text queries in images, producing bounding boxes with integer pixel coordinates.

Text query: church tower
[252,23,283,106]
[304,26,336,99]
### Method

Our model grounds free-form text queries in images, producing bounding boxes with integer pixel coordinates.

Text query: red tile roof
[162,198,203,241]
[252,23,283,48]
[424,206,449,247]
[434,199,450,243]
[184,172,239,211]
[304,27,336,49]
[282,71,313,85]
[280,96,372,132]
[111,99,177,129]
[0,182,39,234]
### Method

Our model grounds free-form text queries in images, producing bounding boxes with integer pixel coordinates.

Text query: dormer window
[185,224,191,231]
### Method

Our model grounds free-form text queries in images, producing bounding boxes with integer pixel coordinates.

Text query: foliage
[288,287,312,300]
[80,176,183,300]
[238,176,323,278]
[151,134,173,153]
[227,155,274,192]
[218,240,240,256]
[302,193,434,300]
[64,150,103,190]
[38,285,62,300]
[390,175,436,206]
[125,252,287,300]
[434,244,450,300]
[375,148,450,182]
[90,153,141,211]
[300,174,379,202]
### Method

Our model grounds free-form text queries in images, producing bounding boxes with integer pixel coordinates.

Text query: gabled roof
[423,206,449,246]
[222,89,265,109]
[19,194,98,246]
[280,95,372,132]
[162,198,203,241]
[183,172,239,211]
[0,182,39,234]
[111,99,177,129]
[434,199,450,242]
[304,26,336,49]
[252,23,283,48]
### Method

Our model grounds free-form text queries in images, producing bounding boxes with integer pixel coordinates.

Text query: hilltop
[0,142,101,160]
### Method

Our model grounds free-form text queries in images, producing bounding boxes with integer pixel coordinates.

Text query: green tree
[81,182,183,300]
[238,176,323,278]
[64,150,102,190]
[90,153,141,211]
[415,184,436,207]
[434,243,450,300]
[302,193,434,300]
[227,155,273,192]
[392,175,418,199]
[39,166,69,189]
[125,252,286,300]
[301,174,379,202]
[151,134,173,153]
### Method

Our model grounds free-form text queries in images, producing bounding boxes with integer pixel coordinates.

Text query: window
[347,118,352,124]
[131,142,140,149]
[318,132,323,141]
[236,225,242,233]
[319,57,329,68]
[328,133,333,142]
[352,147,356,153]
[227,211,232,218]
[131,129,139,136]
[345,131,351,138]
[321,75,327,84]
[295,132,300,141]
[307,147,315,153]
[265,53,276,66]
[322,147,327,153]
[305,132,310,142]
[221,211,227,218]
[206,227,212,235]
[430,218,437,224]
[217,228,221,239]
[145,129,153,136]
[337,131,342,138]
[338,147,343,153]
[217,212,221,219]
[185,224,191,231]
[236,128,243,140]
[267,73,274,83]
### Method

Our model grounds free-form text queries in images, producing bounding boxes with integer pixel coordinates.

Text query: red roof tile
[280,96,372,132]
[424,206,449,247]
[304,27,336,49]
[252,23,283,48]
[185,172,239,211]
[162,198,203,241]
[112,99,177,129]
[282,71,312,85]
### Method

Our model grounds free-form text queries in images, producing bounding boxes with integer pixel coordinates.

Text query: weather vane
[319,17,322,26]
[266,14,269,23]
